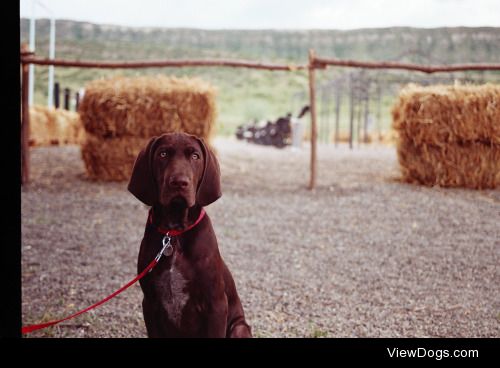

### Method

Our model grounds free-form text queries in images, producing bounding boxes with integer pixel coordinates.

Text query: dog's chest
[156,253,190,327]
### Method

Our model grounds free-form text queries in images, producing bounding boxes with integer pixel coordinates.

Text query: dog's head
[128,132,221,209]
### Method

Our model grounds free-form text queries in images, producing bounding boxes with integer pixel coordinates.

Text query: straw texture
[29,105,85,146]
[78,75,217,181]
[392,83,500,189]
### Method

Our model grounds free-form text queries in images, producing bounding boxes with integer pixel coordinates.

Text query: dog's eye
[192,153,200,160]
[159,152,167,158]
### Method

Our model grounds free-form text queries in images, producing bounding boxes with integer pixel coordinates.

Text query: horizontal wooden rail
[313,57,500,74]
[20,47,500,189]
[20,55,307,71]
[21,54,500,74]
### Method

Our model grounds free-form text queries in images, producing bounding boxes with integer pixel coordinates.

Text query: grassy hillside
[20,19,500,137]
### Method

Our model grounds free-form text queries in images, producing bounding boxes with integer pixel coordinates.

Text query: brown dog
[128,132,252,338]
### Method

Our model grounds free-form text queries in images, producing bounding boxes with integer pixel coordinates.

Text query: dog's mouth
[169,195,188,211]
[160,187,195,208]
[161,196,190,230]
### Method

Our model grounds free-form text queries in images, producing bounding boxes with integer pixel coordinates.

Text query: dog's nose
[169,175,190,189]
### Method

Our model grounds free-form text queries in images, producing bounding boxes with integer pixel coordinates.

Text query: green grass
[310,330,329,338]
[25,20,500,138]
[32,63,403,139]
[309,326,329,338]
[31,54,408,141]
[30,57,485,140]
[31,64,313,137]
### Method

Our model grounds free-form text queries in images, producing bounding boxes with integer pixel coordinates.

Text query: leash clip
[153,233,172,264]
[161,234,174,257]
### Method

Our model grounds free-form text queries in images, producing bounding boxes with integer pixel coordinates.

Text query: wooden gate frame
[306,53,500,189]
[20,46,500,189]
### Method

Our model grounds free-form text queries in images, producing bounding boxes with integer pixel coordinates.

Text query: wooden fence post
[376,82,382,139]
[75,91,80,111]
[320,88,327,143]
[349,73,354,149]
[334,84,341,148]
[356,90,362,148]
[363,91,369,143]
[64,88,71,110]
[54,82,60,108]
[308,49,318,190]
[21,45,33,185]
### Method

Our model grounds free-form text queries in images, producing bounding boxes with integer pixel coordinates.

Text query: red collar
[148,207,206,236]
[21,207,207,335]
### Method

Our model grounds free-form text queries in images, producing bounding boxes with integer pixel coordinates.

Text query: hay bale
[57,109,86,145]
[78,75,217,140]
[78,75,217,181]
[81,133,150,181]
[393,83,500,146]
[29,105,51,146]
[397,140,500,189]
[392,83,500,189]
[29,105,85,146]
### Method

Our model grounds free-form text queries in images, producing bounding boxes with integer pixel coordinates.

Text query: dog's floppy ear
[127,136,160,206]
[195,136,221,207]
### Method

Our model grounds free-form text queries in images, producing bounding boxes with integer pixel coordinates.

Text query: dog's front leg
[205,294,228,338]
[142,297,164,338]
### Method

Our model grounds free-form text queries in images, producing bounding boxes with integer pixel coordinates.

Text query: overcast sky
[20,0,500,29]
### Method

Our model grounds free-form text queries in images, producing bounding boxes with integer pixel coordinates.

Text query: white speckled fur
[161,253,189,328]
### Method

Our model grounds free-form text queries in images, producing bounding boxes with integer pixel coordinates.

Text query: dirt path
[21,138,500,337]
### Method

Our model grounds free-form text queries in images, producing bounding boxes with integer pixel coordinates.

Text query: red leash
[22,208,206,335]
[21,257,158,334]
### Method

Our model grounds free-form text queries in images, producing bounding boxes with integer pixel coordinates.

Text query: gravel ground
[21,138,500,337]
